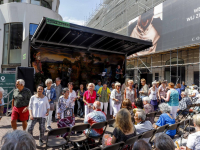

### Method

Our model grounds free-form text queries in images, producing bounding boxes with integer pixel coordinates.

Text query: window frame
[155,73,159,81]
[9,0,21,2]
[2,22,23,65]
[31,0,52,9]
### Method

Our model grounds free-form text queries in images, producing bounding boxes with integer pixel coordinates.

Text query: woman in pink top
[158,80,168,103]
[83,83,96,117]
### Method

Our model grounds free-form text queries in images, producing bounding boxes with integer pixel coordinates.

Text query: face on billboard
[128,0,200,56]
[128,3,163,56]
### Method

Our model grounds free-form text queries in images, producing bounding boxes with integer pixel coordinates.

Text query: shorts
[11,106,29,121]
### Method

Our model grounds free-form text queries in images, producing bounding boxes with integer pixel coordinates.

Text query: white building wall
[0,1,62,73]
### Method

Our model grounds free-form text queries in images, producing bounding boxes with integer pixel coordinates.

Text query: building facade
[86,0,166,36]
[86,0,200,86]
[0,0,62,73]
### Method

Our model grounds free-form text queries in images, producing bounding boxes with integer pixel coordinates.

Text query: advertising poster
[128,0,200,56]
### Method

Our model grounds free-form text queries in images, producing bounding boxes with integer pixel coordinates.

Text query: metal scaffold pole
[170,51,171,82]
[199,45,200,86]
[177,49,179,84]
[151,55,152,73]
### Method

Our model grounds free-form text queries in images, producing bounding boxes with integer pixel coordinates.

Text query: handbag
[50,103,55,111]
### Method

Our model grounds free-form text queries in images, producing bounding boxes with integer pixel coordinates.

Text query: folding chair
[178,119,189,136]
[185,104,196,119]
[140,129,156,144]
[107,119,115,125]
[45,127,70,150]
[165,123,181,138]
[149,124,169,145]
[146,111,156,123]
[155,111,162,116]
[87,121,108,147]
[90,147,102,150]
[124,135,141,149]
[68,123,90,150]
[103,141,125,150]
[146,112,156,118]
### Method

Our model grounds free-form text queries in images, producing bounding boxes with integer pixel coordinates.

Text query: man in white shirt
[27,85,50,146]
[181,114,200,150]
[134,109,153,144]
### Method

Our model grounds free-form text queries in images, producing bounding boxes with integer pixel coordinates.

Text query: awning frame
[31,17,152,56]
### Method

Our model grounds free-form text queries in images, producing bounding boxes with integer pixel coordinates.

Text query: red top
[83,90,96,104]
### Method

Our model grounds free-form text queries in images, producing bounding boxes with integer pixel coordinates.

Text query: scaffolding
[85,0,167,36]
[126,45,200,86]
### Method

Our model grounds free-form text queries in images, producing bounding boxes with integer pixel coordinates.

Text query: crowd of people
[0,77,200,150]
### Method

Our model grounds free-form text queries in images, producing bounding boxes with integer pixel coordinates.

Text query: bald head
[93,101,101,110]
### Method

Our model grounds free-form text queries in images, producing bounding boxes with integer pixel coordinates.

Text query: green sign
[23,53,26,60]
[0,74,15,105]
[46,18,70,28]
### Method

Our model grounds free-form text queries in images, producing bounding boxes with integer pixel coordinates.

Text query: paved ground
[0,114,115,150]
[0,114,193,150]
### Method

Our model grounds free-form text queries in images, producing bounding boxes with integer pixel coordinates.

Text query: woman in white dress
[68,82,76,113]
[111,82,123,118]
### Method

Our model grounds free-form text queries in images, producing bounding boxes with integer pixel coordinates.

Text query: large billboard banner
[128,0,200,56]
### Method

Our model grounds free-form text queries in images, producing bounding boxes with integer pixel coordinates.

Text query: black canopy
[31,17,152,55]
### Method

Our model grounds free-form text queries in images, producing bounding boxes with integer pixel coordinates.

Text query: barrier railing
[3,88,15,116]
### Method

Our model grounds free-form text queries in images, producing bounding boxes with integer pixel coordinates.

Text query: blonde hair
[193,114,200,127]
[141,78,146,82]
[128,80,134,84]
[87,83,95,90]
[125,78,130,86]
[114,108,134,134]
[115,82,121,88]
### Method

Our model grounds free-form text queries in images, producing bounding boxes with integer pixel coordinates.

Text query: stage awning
[31,17,152,55]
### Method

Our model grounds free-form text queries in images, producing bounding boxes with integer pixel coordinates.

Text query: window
[29,24,38,36]
[31,0,52,9]
[2,68,16,74]
[3,23,23,64]
[155,73,159,81]
[165,58,184,65]
[9,0,21,2]
[0,0,3,4]
[31,0,40,5]
[41,0,52,9]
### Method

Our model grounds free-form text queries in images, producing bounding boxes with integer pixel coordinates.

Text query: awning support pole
[170,51,171,82]
[151,55,152,73]
[199,45,200,86]
[177,49,179,84]
[125,53,127,80]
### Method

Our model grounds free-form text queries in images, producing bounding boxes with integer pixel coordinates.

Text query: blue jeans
[77,98,84,117]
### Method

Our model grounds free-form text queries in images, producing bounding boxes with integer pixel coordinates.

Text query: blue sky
[59,0,102,25]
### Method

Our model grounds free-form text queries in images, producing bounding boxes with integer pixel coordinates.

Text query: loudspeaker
[16,67,34,94]
[140,74,153,88]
